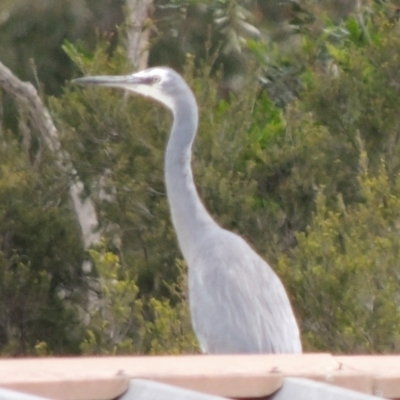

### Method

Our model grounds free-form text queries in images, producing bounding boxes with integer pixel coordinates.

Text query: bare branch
[0,61,100,249]
[126,0,153,70]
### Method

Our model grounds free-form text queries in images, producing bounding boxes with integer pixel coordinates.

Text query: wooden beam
[0,354,399,400]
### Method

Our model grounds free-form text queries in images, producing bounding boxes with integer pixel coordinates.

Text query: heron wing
[188,228,301,354]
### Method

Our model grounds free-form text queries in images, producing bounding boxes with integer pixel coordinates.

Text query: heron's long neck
[165,95,216,262]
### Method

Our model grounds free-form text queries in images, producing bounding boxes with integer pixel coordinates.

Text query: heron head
[72,67,187,111]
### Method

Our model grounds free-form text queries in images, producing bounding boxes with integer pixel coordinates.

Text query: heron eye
[152,76,161,84]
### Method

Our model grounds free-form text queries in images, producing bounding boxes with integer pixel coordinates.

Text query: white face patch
[129,83,175,111]
[134,67,170,81]
[125,68,176,111]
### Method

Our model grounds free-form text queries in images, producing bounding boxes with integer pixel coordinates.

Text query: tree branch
[0,61,100,249]
[126,0,153,70]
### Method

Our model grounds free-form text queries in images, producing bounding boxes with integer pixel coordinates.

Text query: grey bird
[73,67,302,354]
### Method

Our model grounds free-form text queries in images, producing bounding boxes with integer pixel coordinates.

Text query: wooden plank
[0,354,398,400]
[337,355,400,398]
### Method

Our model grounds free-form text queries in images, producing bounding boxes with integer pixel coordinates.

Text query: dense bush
[0,131,85,355]
[2,1,400,355]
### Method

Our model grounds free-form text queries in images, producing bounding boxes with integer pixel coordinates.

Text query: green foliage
[5,0,400,356]
[52,48,176,297]
[279,151,400,353]
[0,0,124,94]
[0,132,85,355]
[144,261,198,354]
[79,245,197,355]
[212,0,260,54]
[56,8,400,354]
[79,246,145,354]
[272,8,400,352]
[144,297,198,354]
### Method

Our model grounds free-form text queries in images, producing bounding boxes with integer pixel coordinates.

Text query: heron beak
[72,74,146,87]
[72,72,168,108]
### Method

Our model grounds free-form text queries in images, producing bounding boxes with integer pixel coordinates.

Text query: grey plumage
[73,67,302,354]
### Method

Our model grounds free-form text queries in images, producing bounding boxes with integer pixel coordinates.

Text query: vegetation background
[1,0,400,356]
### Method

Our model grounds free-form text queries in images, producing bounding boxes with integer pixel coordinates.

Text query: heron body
[73,67,302,354]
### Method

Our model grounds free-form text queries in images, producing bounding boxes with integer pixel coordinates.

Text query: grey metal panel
[0,388,52,400]
[119,379,229,400]
[271,378,383,400]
